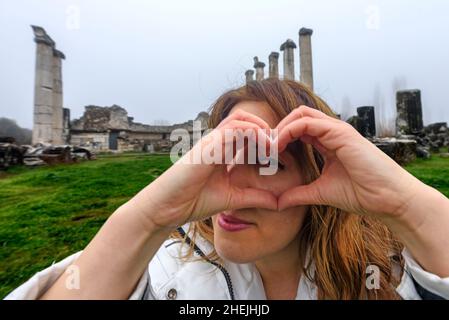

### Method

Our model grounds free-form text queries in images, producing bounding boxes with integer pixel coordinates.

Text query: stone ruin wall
[70,105,209,152]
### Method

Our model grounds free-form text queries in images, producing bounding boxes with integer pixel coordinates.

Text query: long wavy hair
[172,79,404,300]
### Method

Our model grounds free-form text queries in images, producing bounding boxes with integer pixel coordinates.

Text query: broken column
[280,39,296,80]
[396,90,424,136]
[357,106,376,138]
[253,57,266,81]
[63,108,71,144]
[299,28,314,90]
[268,52,280,79]
[31,25,65,145]
[245,70,255,84]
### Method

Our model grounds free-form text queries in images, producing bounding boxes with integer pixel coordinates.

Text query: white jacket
[5,226,449,300]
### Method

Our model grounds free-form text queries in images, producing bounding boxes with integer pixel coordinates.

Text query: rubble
[0,137,26,169]
[23,144,94,167]
[369,137,417,166]
[1,139,95,170]
[345,89,449,165]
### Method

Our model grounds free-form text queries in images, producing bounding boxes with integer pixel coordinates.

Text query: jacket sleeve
[3,251,152,300]
[397,248,449,300]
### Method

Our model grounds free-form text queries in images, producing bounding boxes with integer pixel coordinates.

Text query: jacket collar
[178,224,318,300]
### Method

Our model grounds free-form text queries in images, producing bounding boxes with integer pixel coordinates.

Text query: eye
[255,157,285,171]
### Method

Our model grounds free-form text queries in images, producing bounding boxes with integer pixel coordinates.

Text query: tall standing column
[299,27,314,90]
[268,52,279,79]
[31,25,65,145]
[280,39,297,80]
[253,57,266,81]
[31,26,55,145]
[245,70,255,84]
[52,49,65,145]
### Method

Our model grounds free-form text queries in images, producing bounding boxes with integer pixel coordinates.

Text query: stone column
[52,49,65,145]
[253,57,266,81]
[245,70,255,84]
[280,39,296,80]
[396,90,424,136]
[31,25,55,145]
[63,108,71,144]
[299,28,314,90]
[31,25,65,145]
[357,106,376,138]
[268,52,279,79]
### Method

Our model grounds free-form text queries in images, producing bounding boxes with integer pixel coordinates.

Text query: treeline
[0,118,32,145]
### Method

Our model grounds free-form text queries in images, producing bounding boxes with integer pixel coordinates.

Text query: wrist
[116,190,175,236]
[381,182,449,277]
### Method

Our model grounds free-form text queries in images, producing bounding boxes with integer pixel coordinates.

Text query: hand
[276,105,423,221]
[130,110,278,230]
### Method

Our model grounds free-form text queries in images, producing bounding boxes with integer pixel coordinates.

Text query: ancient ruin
[244,27,448,165]
[28,26,209,155]
[299,28,314,90]
[396,90,424,136]
[280,39,297,80]
[253,57,266,81]
[70,105,209,152]
[245,27,315,88]
[268,52,280,79]
[3,25,446,170]
[31,26,69,145]
[346,90,449,164]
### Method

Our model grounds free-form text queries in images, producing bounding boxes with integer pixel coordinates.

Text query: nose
[228,164,282,197]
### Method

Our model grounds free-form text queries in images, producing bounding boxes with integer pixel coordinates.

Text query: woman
[6,79,449,300]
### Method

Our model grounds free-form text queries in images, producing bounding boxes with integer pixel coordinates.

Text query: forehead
[229,101,281,129]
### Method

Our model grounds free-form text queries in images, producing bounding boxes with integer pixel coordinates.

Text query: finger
[198,120,271,165]
[229,187,278,211]
[220,121,271,148]
[276,105,336,134]
[299,135,328,157]
[278,180,326,210]
[218,109,272,131]
[276,117,347,154]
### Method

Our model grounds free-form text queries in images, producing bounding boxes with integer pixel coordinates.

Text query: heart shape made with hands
[223,105,339,212]
[208,104,411,219]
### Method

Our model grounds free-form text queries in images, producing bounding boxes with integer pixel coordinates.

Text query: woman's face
[211,101,308,264]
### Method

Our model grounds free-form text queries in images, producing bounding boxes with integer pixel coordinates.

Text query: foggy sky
[1,0,448,129]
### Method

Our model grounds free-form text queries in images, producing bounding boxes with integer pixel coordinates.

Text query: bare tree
[340,96,354,121]
[374,84,395,137]
[392,76,407,93]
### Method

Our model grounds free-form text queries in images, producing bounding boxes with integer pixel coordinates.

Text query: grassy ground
[0,152,448,298]
[0,154,172,298]
[405,156,449,198]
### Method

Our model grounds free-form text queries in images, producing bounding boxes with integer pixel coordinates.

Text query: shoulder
[145,235,231,300]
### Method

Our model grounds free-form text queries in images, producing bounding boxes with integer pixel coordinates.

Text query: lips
[217,212,254,232]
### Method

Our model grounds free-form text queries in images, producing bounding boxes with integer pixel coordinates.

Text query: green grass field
[0,154,172,298]
[0,153,448,298]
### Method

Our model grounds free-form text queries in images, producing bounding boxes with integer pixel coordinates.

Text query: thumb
[278,180,326,210]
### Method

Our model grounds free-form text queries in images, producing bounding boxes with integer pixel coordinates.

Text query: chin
[213,232,263,264]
